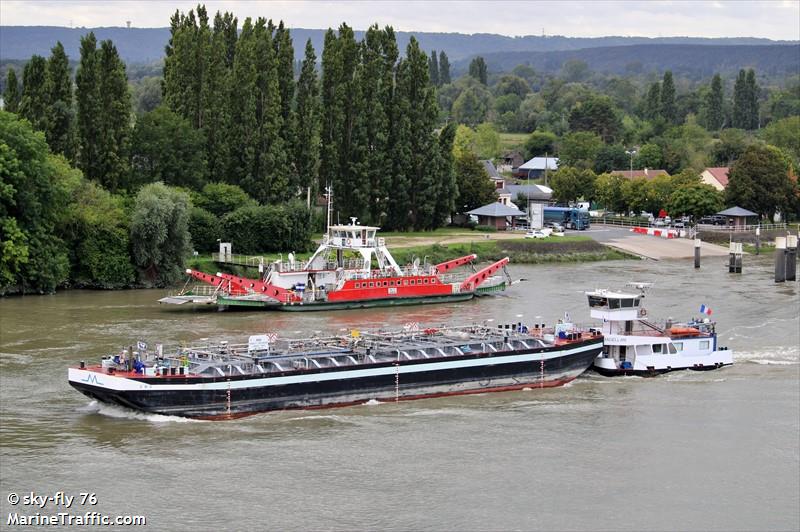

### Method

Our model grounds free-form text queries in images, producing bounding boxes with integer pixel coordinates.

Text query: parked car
[652,218,666,227]
[544,222,564,232]
[698,215,727,226]
[525,230,548,239]
[673,220,685,229]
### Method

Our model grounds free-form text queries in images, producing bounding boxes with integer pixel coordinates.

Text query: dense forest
[1,5,799,296]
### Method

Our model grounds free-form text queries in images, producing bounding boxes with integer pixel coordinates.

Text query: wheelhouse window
[673,342,683,352]
[588,296,607,308]
[699,340,710,350]
[621,298,634,308]
[608,298,621,309]
[653,344,663,354]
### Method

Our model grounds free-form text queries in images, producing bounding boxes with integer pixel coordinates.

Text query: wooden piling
[774,237,787,283]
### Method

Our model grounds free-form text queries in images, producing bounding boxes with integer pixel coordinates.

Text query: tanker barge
[68,322,603,419]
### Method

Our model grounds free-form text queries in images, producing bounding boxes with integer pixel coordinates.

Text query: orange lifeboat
[668,326,701,336]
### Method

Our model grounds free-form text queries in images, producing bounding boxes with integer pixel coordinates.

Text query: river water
[1,256,798,531]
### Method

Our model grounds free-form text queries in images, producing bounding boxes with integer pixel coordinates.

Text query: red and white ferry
[161,218,512,311]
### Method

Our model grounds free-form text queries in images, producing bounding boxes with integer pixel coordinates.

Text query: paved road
[584,225,731,260]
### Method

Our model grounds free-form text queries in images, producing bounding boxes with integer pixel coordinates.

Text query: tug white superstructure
[588,284,733,376]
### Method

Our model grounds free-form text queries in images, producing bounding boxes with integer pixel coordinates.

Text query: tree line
[436,54,798,221]
[1,5,463,294]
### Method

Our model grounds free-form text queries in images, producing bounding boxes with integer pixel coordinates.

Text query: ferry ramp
[585,225,731,260]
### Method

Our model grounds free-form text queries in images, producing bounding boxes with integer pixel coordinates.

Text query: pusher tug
[588,283,733,376]
[69,321,603,419]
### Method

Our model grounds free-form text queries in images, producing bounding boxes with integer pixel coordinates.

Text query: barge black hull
[71,340,602,419]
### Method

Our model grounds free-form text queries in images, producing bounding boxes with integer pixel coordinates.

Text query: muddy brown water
[1,256,798,531]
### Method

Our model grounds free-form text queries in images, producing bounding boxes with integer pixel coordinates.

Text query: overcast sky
[2,1,799,40]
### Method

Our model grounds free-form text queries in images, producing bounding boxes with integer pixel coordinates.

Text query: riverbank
[187,235,634,277]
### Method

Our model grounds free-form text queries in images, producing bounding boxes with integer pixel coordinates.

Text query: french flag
[699,304,712,316]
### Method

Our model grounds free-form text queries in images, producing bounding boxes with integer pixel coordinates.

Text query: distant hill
[456,44,800,78]
[1,25,797,63]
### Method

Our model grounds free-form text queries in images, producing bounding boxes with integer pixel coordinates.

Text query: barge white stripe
[69,342,600,392]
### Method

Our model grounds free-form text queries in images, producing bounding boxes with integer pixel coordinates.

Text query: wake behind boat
[68,321,603,419]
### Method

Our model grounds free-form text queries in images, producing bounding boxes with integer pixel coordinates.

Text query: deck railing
[212,253,265,267]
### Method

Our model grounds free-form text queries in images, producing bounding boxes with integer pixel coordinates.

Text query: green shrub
[188,207,220,252]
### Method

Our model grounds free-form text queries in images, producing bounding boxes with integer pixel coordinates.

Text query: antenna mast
[325,185,333,235]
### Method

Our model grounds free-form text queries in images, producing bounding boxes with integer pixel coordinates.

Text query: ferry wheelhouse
[587,284,733,376]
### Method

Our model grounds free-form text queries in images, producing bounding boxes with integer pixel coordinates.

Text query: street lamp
[625,148,637,174]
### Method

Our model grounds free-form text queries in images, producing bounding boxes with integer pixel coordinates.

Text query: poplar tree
[320,29,341,194]
[468,56,488,85]
[203,11,236,183]
[644,82,660,121]
[429,50,439,87]
[274,21,296,167]
[19,55,48,132]
[745,69,759,129]
[45,41,74,158]
[379,27,399,223]
[228,19,259,193]
[333,24,362,219]
[76,32,101,182]
[253,18,287,203]
[434,122,458,227]
[438,51,451,84]
[391,37,441,230]
[660,70,676,124]
[3,69,20,113]
[733,69,748,129]
[320,24,360,216]
[707,73,724,131]
[294,39,321,202]
[163,7,210,129]
[96,40,131,191]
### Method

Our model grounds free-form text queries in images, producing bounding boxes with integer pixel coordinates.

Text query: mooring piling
[728,242,742,274]
[694,239,701,269]
[755,226,761,255]
[774,237,787,283]
[786,235,797,282]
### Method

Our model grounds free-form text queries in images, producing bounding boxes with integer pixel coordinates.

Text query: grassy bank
[390,237,634,265]
[189,235,633,275]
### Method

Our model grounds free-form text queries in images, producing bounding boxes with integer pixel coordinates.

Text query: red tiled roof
[610,169,670,180]
[704,167,729,187]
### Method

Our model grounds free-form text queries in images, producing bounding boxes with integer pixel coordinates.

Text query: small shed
[467,202,526,231]
[717,206,758,229]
